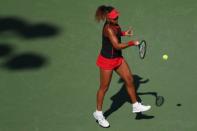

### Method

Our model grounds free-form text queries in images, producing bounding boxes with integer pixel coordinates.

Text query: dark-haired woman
[93,5,151,128]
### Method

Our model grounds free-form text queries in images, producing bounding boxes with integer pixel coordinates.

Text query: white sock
[96,110,103,115]
[132,102,139,107]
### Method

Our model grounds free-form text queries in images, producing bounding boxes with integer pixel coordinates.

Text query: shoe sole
[96,120,110,128]
[93,113,110,128]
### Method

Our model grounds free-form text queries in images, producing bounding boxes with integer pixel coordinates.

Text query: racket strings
[139,40,146,59]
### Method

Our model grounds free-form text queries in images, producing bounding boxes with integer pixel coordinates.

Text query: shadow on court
[0,16,61,70]
[0,43,13,57]
[104,74,162,120]
[0,43,47,70]
[0,17,60,39]
[1,52,47,70]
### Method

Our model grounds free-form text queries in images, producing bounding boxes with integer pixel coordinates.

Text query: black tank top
[100,22,122,59]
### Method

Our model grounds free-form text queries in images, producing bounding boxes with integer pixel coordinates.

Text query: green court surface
[0,0,197,131]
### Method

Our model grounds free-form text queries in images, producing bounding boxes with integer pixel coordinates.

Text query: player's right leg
[93,68,113,128]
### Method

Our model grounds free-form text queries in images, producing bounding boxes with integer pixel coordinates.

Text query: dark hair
[95,5,114,22]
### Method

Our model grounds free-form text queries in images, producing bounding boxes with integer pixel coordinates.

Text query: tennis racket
[138,40,147,59]
[155,96,164,107]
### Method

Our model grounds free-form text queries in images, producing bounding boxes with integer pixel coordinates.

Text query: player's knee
[99,84,109,92]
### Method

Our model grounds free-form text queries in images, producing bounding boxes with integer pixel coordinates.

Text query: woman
[93,5,151,128]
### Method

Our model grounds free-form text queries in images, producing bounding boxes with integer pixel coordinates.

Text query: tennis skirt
[96,54,124,70]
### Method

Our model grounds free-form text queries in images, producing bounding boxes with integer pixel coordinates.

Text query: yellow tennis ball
[163,54,168,60]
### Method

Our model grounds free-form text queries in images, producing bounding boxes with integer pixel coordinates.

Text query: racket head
[155,96,164,107]
[138,40,147,59]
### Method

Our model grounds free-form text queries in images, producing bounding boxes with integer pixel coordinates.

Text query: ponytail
[95,5,114,22]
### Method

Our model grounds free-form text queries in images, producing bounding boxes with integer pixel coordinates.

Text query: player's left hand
[125,27,133,37]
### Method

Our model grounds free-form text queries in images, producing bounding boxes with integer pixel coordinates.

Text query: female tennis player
[93,5,151,128]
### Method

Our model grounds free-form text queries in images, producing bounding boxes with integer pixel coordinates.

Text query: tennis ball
[163,54,168,60]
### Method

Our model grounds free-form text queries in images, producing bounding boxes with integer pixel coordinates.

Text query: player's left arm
[121,27,133,37]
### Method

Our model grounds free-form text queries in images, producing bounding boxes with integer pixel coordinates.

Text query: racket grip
[128,41,135,46]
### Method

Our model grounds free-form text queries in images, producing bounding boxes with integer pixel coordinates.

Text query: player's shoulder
[104,23,113,30]
[104,24,119,34]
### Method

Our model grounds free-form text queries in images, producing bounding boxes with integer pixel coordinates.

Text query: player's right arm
[105,26,139,50]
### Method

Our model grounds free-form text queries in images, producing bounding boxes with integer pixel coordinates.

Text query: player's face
[110,16,119,24]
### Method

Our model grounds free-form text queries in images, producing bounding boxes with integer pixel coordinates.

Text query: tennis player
[93,5,151,128]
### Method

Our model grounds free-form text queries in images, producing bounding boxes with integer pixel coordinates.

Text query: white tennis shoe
[93,111,110,128]
[133,102,151,113]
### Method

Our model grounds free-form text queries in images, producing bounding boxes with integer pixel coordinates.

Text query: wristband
[128,41,135,46]
[121,31,126,36]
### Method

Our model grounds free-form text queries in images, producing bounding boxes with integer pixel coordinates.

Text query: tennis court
[0,0,197,131]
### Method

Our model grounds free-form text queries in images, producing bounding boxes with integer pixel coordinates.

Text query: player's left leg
[115,60,151,113]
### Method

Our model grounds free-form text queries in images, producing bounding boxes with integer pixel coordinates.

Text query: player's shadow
[104,75,156,120]
[0,17,60,39]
